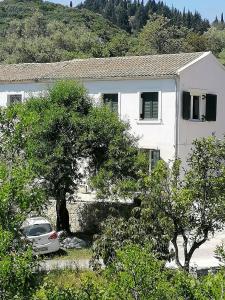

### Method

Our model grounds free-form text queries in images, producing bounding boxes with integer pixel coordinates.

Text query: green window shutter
[103,94,118,114]
[205,94,217,121]
[182,91,191,120]
[141,92,158,119]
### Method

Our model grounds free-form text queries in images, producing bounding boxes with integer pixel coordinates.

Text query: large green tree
[92,136,225,272]
[8,81,140,233]
[138,137,225,271]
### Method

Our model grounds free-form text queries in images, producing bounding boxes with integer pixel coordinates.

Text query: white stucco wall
[178,53,225,164]
[85,79,177,162]
[0,78,177,162]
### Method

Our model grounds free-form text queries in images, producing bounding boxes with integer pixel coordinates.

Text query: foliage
[34,244,225,300]
[139,137,225,271]
[6,81,140,232]
[91,214,171,268]
[215,244,225,265]
[81,0,210,34]
[0,231,41,300]
[8,80,93,232]
[102,243,175,299]
[129,15,210,55]
[0,0,126,63]
[0,0,222,64]
[0,117,45,299]
[92,136,225,272]
[78,201,134,234]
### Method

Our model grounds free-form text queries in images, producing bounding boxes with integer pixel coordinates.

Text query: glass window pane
[141,92,158,119]
[192,96,200,119]
[23,224,52,236]
[9,94,22,105]
[103,94,118,114]
[151,150,160,170]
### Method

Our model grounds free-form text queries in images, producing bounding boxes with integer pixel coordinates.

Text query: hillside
[0,0,127,63]
[0,0,225,64]
[80,0,210,33]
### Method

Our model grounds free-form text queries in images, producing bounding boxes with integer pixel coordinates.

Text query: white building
[0,51,224,169]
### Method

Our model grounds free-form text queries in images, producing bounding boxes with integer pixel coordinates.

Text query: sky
[48,0,225,22]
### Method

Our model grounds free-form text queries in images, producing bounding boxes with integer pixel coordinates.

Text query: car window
[23,223,52,236]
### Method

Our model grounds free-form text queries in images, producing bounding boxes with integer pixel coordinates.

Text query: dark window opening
[192,96,200,119]
[8,94,22,106]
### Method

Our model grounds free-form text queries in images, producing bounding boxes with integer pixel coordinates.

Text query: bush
[77,201,134,234]
[0,229,42,300]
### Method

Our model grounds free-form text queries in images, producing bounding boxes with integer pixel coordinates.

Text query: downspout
[175,75,180,160]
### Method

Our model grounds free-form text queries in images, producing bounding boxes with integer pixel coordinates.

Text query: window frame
[7,92,24,106]
[140,148,161,172]
[190,91,206,122]
[102,92,120,115]
[137,91,162,124]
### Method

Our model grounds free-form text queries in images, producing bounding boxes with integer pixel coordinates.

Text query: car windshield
[23,223,52,236]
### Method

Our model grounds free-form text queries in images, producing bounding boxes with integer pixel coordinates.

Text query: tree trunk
[56,192,71,234]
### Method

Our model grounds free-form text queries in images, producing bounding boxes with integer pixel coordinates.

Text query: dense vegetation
[0,0,126,62]
[1,81,225,299]
[0,0,225,64]
[80,0,210,33]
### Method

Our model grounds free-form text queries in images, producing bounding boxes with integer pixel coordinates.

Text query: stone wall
[44,199,87,232]
[44,199,134,233]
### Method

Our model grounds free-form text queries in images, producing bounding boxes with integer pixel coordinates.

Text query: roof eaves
[0,74,176,84]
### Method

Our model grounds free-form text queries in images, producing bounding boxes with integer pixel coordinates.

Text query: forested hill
[0,0,125,63]
[0,0,225,64]
[80,0,210,34]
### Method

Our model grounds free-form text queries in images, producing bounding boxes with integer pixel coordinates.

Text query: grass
[47,247,92,261]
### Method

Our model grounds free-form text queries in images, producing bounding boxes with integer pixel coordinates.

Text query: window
[192,95,200,120]
[150,149,160,170]
[140,92,158,120]
[103,94,118,114]
[140,148,160,172]
[7,94,22,106]
[182,91,217,121]
[22,224,52,237]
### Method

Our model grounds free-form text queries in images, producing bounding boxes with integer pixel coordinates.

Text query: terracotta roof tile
[0,52,206,82]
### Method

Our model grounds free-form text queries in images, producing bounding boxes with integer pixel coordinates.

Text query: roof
[0,52,208,83]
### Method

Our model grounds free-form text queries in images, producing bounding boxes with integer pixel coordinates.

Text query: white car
[21,217,60,254]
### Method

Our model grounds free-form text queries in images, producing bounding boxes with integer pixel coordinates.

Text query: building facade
[0,51,224,169]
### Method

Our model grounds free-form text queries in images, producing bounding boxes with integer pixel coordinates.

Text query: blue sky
[48,0,225,22]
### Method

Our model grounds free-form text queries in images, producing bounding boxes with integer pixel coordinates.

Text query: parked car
[21,217,60,254]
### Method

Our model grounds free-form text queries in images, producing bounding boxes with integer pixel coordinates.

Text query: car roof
[22,217,51,227]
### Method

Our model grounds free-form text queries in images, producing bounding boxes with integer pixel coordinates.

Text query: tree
[103,244,176,299]
[11,81,92,233]
[140,137,225,271]
[92,136,225,272]
[8,81,140,233]
[205,26,225,56]
[0,107,46,299]
[131,15,191,55]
